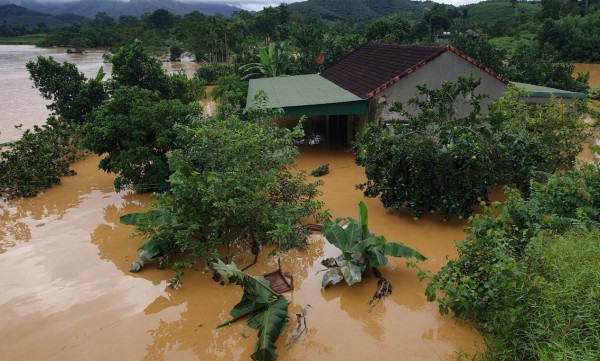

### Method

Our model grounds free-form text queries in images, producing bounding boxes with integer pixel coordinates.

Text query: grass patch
[487,228,600,360]
[0,34,47,45]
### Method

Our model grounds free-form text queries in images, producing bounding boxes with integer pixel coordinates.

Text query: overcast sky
[25,0,485,12]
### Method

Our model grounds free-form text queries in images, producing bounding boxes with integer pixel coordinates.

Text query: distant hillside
[461,0,540,24]
[287,0,432,21]
[0,0,243,19]
[0,4,84,27]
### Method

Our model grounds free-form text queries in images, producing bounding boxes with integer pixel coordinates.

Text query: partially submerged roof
[511,81,586,99]
[246,74,367,116]
[320,43,508,98]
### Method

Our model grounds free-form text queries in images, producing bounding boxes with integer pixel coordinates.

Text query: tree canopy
[354,76,593,220]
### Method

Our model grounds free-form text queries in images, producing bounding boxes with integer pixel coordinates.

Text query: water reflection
[0,155,114,253]
[90,190,153,275]
[0,203,32,253]
[131,234,326,361]
[1,145,485,361]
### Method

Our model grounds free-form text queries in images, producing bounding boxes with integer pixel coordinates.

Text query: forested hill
[0,4,83,27]
[460,0,540,24]
[0,0,243,18]
[287,0,433,21]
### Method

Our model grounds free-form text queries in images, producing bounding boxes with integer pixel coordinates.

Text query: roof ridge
[444,45,509,84]
[368,46,447,97]
[321,43,507,98]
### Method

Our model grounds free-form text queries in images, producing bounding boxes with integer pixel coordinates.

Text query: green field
[0,34,47,45]
[462,1,540,24]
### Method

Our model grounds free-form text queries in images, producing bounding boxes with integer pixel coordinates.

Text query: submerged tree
[27,56,107,126]
[106,39,169,94]
[354,76,593,219]
[80,40,205,193]
[82,86,201,192]
[128,110,323,283]
[505,43,589,92]
[0,118,84,199]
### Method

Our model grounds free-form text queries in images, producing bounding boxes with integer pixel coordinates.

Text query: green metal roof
[281,101,368,116]
[246,74,366,112]
[511,81,586,99]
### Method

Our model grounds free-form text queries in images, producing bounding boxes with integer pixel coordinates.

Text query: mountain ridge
[287,0,435,21]
[0,3,84,27]
[0,0,243,19]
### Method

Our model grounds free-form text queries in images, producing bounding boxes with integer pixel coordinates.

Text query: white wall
[373,51,507,125]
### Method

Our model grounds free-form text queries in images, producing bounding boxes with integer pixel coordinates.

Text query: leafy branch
[213,260,288,361]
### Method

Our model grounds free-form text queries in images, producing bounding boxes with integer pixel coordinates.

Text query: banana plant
[239,42,290,80]
[120,209,183,272]
[213,260,288,361]
[321,201,427,288]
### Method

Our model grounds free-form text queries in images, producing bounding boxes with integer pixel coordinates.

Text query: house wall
[277,114,367,146]
[373,51,507,125]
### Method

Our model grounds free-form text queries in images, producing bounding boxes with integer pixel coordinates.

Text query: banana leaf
[121,209,185,272]
[381,242,426,261]
[339,260,362,286]
[364,247,388,267]
[321,201,426,288]
[358,200,370,238]
[321,267,344,288]
[94,66,105,81]
[250,296,288,361]
[119,208,168,226]
[130,248,160,272]
[214,260,276,306]
[213,260,289,361]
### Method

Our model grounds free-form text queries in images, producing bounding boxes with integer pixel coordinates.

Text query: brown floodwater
[0,45,202,144]
[575,63,600,88]
[0,146,483,361]
[12,48,600,361]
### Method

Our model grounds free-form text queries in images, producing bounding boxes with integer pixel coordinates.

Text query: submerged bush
[132,112,324,286]
[427,167,599,320]
[425,166,600,359]
[0,119,83,199]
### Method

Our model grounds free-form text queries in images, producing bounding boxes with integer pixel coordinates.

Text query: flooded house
[246,43,585,145]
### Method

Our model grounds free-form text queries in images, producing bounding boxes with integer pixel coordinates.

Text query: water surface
[0,148,482,361]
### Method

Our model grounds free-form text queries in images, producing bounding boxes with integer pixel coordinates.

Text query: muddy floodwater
[575,63,600,88]
[4,46,596,360]
[0,45,200,144]
[0,147,482,360]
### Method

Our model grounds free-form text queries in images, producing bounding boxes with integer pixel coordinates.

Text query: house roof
[246,74,368,116]
[510,81,586,99]
[320,43,508,98]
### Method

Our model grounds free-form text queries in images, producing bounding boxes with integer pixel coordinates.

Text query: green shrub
[133,113,323,286]
[193,62,235,84]
[426,167,600,322]
[485,228,600,361]
[354,76,592,220]
[0,119,83,199]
